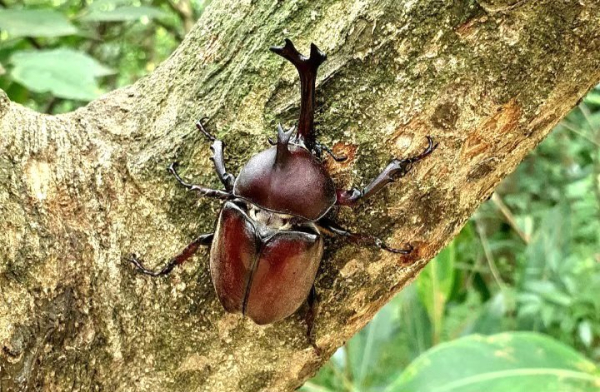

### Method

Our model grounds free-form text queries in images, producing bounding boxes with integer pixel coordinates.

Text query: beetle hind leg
[317,218,413,254]
[128,233,213,277]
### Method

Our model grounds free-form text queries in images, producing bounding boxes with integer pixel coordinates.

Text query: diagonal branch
[1,0,600,391]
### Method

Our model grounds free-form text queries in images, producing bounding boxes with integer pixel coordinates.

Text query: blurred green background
[1,1,599,391]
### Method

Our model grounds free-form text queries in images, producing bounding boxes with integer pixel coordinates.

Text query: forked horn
[270,39,326,151]
[275,123,296,166]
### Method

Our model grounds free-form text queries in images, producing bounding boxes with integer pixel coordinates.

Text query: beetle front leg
[129,233,214,277]
[314,141,347,162]
[318,218,413,254]
[169,163,231,200]
[196,119,235,191]
[336,137,436,206]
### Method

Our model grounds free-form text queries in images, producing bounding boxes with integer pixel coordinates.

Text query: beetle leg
[196,119,236,191]
[169,163,231,200]
[336,137,437,206]
[128,233,214,277]
[317,218,413,254]
[305,285,320,353]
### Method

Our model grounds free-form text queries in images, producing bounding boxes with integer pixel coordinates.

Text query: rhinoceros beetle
[130,39,436,328]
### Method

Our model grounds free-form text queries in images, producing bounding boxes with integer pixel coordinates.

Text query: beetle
[129,39,436,329]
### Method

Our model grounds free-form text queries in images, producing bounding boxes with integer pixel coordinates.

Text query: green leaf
[352,296,399,388]
[578,321,593,348]
[469,291,512,335]
[10,49,114,101]
[0,9,78,38]
[384,332,600,392]
[416,241,456,343]
[583,91,600,106]
[88,0,135,9]
[80,6,168,22]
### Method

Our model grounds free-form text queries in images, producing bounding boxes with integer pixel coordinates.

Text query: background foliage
[1,1,599,391]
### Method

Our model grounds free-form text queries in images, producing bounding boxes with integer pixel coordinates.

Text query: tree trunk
[1,1,599,391]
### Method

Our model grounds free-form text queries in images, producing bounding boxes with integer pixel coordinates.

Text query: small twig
[560,121,600,147]
[44,97,61,114]
[328,359,357,392]
[491,193,530,244]
[475,217,507,292]
[165,0,195,33]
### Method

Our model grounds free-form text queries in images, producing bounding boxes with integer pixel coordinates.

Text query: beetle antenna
[270,39,326,152]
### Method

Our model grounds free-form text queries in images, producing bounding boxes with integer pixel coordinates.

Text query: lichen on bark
[1,0,600,391]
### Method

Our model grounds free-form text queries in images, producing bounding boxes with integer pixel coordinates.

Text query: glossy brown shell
[210,201,323,324]
[233,145,336,221]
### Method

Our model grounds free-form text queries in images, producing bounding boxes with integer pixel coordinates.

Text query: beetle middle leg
[317,218,413,254]
[336,137,436,206]
[128,233,214,276]
[169,163,231,200]
[196,119,235,191]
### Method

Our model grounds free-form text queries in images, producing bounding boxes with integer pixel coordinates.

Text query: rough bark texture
[1,1,600,391]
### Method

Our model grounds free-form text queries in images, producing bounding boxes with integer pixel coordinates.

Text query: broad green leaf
[351,295,400,388]
[397,285,433,359]
[80,6,168,22]
[10,49,113,101]
[417,241,456,343]
[0,9,78,38]
[322,288,432,391]
[468,291,512,335]
[384,332,600,392]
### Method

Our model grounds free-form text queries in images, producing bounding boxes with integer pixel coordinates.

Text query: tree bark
[1,1,599,391]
